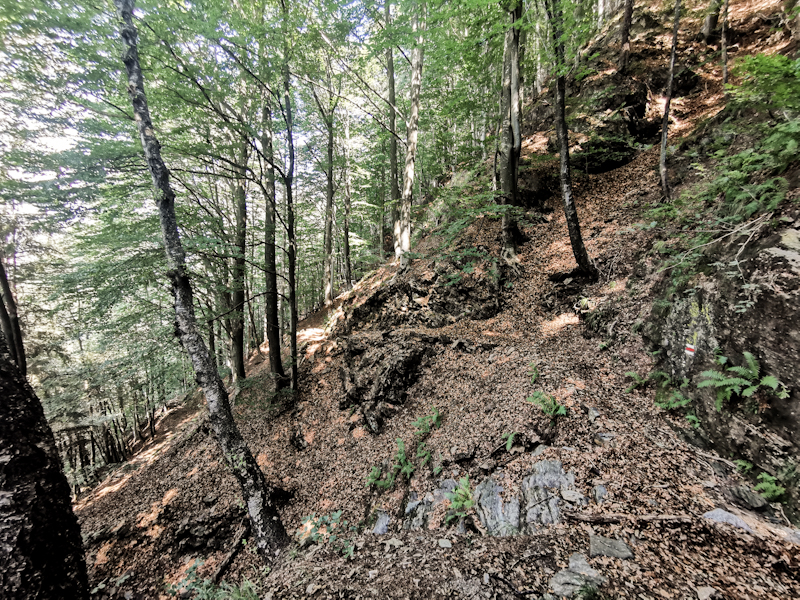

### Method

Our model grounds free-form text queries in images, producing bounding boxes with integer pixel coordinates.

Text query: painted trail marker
[685,343,696,357]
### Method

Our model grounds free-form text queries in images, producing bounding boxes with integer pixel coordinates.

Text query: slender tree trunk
[499,1,522,261]
[398,4,425,257]
[343,115,353,287]
[545,0,597,277]
[386,0,401,259]
[261,101,287,389]
[0,253,25,377]
[281,0,299,392]
[113,0,288,558]
[0,332,89,599]
[322,106,335,306]
[660,0,681,200]
[231,143,248,383]
[721,0,729,86]
[619,0,634,73]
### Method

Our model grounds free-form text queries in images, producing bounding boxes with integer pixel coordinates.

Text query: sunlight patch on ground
[88,474,133,502]
[161,488,179,506]
[137,502,161,528]
[94,540,115,567]
[540,312,580,337]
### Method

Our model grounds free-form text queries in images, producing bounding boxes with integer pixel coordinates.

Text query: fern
[699,352,790,411]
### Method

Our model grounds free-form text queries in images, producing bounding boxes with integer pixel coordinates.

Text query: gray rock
[549,553,606,598]
[592,485,608,504]
[403,480,459,530]
[588,407,601,423]
[372,510,390,534]
[532,444,548,457]
[593,432,617,447]
[729,485,768,511]
[520,460,581,532]
[589,534,633,559]
[438,538,452,548]
[703,508,753,533]
[696,586,719,600]
[473,477,520,536]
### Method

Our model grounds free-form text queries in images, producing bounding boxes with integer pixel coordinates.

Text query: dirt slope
[75,3,800,599]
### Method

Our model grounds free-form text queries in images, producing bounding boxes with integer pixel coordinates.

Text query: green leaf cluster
[445,476,474,525]
[698,351,789,412]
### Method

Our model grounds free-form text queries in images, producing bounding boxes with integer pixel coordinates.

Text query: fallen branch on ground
[564,511,693,524]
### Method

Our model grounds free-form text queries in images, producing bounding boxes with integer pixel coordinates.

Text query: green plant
[698,351,789,412]
[416,441,432,467]
[624,371,646,393]
[501,432,518,452]
[685,413,700,429]
[754,472,786,501]
[526,391,567,422]
[393,438,415,479]
[655,389,691,411]
[445,476,474,524]
[528,362,539,384]
[413,406,442,436]
[166,561,261,599]
[734,459,753,475]
[297,511,356,558]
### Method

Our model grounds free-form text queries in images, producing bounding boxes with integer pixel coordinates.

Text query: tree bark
[545,0,597,277]
[281,0,299,392]
[386,0,401,259]
[721,0,729,86]
[619,0,634,73]
[702,0,722,44]
[660,0,681,201]
[498,1,522,261]
[0,331,89,599]
[343,115,353,287]
[231,141,248,382]
[261,100,287,390]
[0,252,25,377]
[398,4,425,257]
[113,0,288,558]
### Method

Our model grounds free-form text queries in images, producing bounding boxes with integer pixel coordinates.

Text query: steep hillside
[75,3,800,599]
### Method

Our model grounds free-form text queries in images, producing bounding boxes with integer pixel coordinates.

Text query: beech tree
[112,0,288,558]
[397,2,425,257]
[660,0,681,200]
[0,330,88,599]
[498,0,523,262]
[544,0,597,277]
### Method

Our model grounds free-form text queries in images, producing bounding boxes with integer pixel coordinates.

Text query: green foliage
[166,561,260,599]
[413,406,442,436]
[297,511,355,558]
[416,441,432,467]
[734,459,753,475]
[685,413,700,429]
[698,352,789,412]
[528,362,539,385]
[655,390,691,411]
[731,54,800,113]
[501,432,518,452]
[445,476,474,525]
[394,438,415,480]
[526,391,567,422]
[624,371,646,393]
[754,473,786,501]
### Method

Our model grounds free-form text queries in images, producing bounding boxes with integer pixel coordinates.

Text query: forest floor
[75,2,800,599]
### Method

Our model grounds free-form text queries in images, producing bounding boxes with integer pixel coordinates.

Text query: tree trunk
[660,0,681,200]
[343,115,353,287]
[281,0,299,392]
[231,142,248,382]
[498,1,522,261]
[386,0,401,259]
[261,100,287,390]
[702,0,722,44]
[619,0,634,73]
[721,0,729,85]
[0,332,89,599]
[398,4,425,257]
[321,101,335,306]
[113,0,288,559]
[545,0,597,278]
[0,253,25,377]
